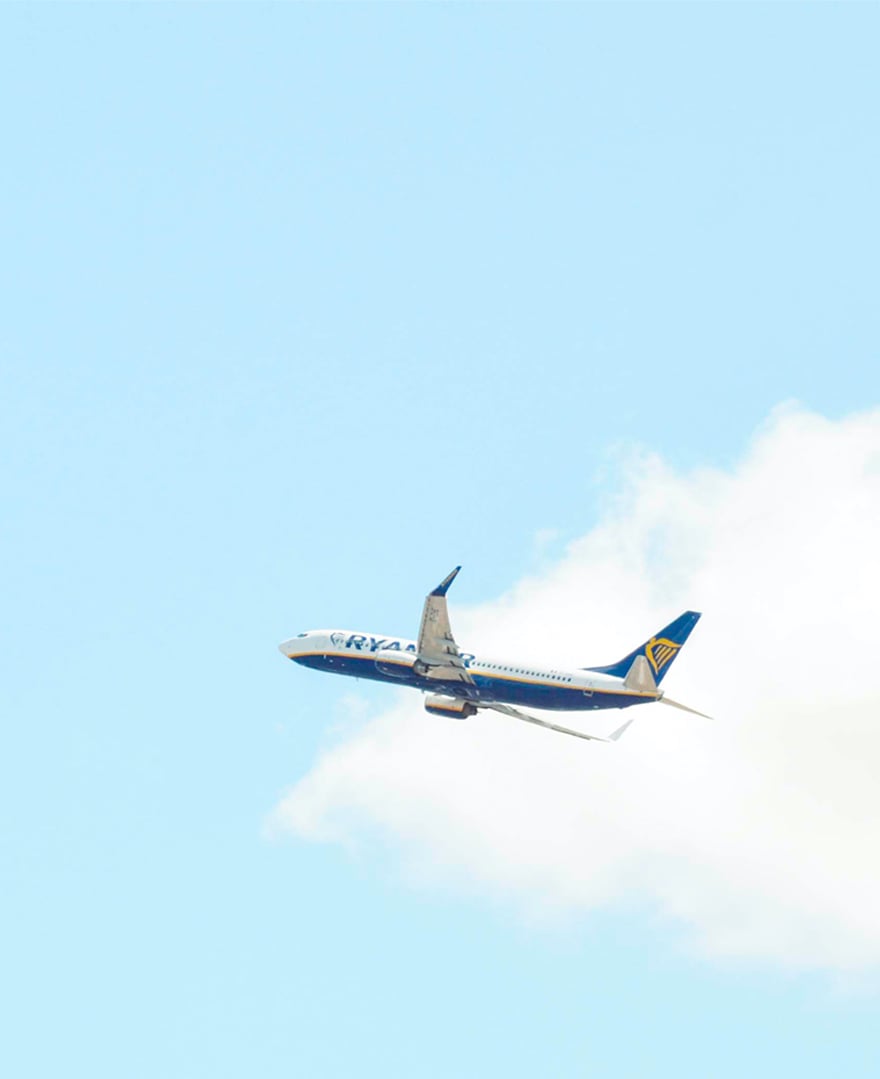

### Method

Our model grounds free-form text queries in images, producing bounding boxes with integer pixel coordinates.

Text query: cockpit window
[296,632,308,638]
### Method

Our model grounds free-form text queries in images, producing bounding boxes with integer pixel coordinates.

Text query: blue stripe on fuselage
[292,652,646,712]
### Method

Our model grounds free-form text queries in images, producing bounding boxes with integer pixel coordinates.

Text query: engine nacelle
[424,694,477,719]
[374,649,418,678]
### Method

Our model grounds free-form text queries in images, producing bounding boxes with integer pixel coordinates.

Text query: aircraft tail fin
[586,611,701,686]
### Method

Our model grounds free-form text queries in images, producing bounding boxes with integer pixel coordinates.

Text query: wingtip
[431,565,462,597]
[608,718,635,741]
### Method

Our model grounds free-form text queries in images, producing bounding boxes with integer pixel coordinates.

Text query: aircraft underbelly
[472,676,641,712]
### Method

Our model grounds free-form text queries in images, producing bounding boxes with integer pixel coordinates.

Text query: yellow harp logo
[645,636,681,675]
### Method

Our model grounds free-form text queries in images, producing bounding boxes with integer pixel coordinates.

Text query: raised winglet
[608,718,635,741]
[430,566,461,597]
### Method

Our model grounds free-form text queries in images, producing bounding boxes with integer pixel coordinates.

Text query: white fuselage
[279,629,656,713]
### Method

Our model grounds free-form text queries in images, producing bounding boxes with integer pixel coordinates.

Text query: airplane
[279,567,708,743]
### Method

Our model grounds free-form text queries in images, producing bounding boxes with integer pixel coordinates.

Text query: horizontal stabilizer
[659,696,713,720]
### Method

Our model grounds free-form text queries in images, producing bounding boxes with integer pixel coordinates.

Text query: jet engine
[424,694,477,719]
[374,650,418,678]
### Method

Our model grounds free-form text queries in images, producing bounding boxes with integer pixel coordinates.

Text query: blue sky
[2,5,880,1077]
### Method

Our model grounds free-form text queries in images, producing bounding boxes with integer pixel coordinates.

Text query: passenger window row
[477,663,572,684]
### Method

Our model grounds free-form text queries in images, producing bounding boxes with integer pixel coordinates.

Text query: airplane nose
[278,638,303,658]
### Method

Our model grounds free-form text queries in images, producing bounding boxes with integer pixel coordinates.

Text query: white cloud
[271,405,880,970]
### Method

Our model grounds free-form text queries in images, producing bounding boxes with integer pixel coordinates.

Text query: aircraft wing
[417,566,474,686]
[480,701,634,744]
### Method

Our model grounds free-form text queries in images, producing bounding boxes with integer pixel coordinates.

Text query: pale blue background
[2,5,879,1076]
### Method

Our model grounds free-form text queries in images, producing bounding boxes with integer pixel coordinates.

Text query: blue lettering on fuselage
[339,635,480,664]
[343,634,418,654]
